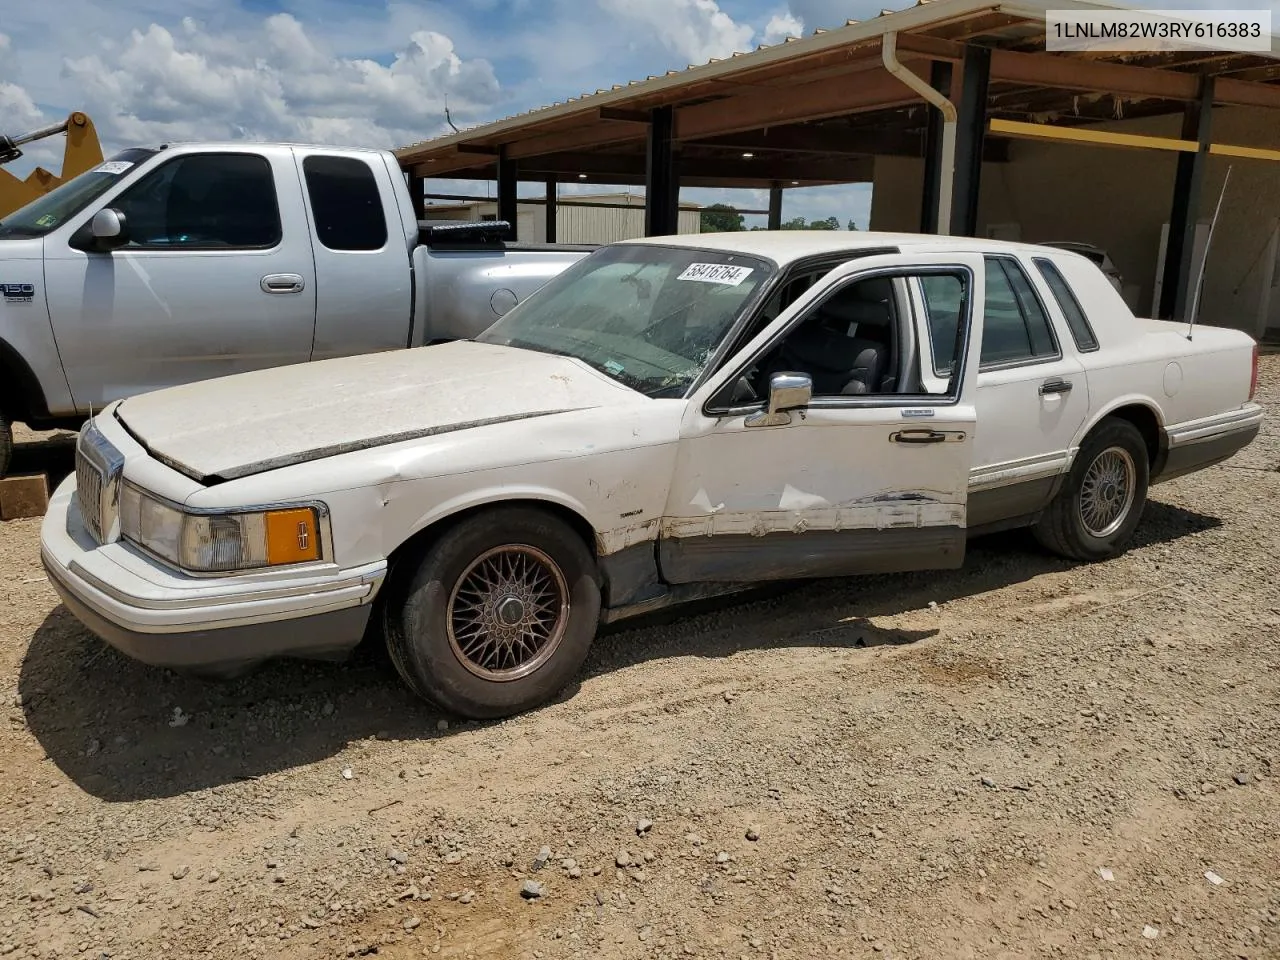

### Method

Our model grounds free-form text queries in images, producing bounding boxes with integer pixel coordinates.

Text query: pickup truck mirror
[746,371,812,428]
[70,208,129,252]
[89,209,130,250]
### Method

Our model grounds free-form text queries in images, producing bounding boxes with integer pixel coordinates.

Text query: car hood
[114,340,641,482]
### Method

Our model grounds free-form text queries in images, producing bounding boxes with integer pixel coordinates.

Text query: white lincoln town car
[41,231,1263,719]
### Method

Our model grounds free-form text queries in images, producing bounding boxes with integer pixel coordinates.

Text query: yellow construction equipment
[0,112,104,218]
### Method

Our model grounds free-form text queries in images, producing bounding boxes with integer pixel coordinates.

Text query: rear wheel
[384,506,601,720]
[1034,417,1150,561]
[0,413,11,479]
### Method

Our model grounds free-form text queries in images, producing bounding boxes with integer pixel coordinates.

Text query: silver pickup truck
[0,141,591,476]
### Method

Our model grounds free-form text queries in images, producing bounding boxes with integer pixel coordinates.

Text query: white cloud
[763,12,805,44]
[54,13,500,152]
[598,0,755,64]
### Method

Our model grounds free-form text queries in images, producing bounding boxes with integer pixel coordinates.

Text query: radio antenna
[1187,164,1232,341]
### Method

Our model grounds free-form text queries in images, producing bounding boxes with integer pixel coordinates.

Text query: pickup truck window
[1031,256,1099,352]
[111,153,282,249]
[478,243,774,399]
[302,155,388,251]
[0,147,158,239]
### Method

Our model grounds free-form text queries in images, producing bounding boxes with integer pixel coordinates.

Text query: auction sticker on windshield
[678,263,755,286]
[93,161,135,175]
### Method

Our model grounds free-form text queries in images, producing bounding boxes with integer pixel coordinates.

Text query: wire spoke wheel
[446,544,570,682]
[1078,445,1137,538]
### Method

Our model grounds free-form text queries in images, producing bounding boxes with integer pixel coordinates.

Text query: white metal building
[422,192,703,244]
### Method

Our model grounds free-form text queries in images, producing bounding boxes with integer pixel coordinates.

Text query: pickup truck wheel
[385,507,601,720]
[1033,417,1149,562]
[0,413,11,479]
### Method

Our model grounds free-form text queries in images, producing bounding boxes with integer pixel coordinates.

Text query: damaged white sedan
[42,232,1262,719]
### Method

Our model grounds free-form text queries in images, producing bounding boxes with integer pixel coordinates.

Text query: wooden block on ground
[0,473,50,520]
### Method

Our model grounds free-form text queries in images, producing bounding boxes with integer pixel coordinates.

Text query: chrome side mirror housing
[745,371,812,427]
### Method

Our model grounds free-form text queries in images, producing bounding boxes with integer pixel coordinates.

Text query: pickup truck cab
[41,232,1262,720]
[0,141,590,475]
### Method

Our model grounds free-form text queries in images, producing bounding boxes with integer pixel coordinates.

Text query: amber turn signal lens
[265,508,320,565]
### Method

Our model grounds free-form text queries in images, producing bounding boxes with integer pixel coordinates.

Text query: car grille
[74,420,125,545]
[76,449,106,543]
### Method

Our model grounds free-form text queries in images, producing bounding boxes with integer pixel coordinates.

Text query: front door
[43,149,318,409]
[659,252,988,585]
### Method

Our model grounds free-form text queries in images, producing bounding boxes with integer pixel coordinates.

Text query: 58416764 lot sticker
[677,263,755,286]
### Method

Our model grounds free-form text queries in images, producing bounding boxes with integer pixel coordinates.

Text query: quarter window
[302,155,388,251]
[920,273,965,376]
[111,153,281,249]
[1032,256,1100,352]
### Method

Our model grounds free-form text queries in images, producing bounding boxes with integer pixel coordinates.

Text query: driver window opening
[744,275,902,400]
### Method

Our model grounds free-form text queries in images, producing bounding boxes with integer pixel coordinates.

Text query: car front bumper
[40,476,387,675]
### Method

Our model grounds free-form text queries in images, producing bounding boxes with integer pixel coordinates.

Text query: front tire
[384,506,601,720]
[1034,417,1150,562]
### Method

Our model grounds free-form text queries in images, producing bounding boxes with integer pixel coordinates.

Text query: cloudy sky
[0,0,1261,228]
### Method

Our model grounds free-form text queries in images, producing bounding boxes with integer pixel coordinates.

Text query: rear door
[43,148,318,408]
[659,252,988,585]
[912,253,1091,527]
[292,149,413,359]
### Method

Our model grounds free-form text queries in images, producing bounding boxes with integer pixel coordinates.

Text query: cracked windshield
[476,244,774,398]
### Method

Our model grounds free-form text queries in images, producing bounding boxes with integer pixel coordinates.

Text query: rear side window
[302,155,388,251]
[980,256,1059,366]
[1033,257,1099,352]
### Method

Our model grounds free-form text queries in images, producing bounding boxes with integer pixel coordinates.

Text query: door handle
[890,429,966,444]
[261,274,305,294]
[1039,378,1073,396]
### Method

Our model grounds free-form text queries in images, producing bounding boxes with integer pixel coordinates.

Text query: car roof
[622,230,1082,268]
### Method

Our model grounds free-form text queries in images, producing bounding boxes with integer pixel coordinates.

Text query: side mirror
[71,208,130,252]
[745,371,812,428]
[90,209,129,250]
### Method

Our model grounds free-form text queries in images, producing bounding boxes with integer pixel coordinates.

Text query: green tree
[780,216,808,230]
[846,219,859,231]
[808,216,840,231]
[700,203,745,232]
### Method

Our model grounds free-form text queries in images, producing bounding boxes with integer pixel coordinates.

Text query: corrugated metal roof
[395,0,1280,167]
[394,0,1160,159]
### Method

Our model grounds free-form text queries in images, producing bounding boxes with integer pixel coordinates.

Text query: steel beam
[497,147,519,239]
[768,183,783,229]
[674,63,928,142]
[646,106,679,237]
[545,178,558,243]
[408,173,426,220]
[951,44,990,237]
[1161,76,1215,321]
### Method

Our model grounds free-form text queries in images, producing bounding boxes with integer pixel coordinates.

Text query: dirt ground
[2,359,1279,960]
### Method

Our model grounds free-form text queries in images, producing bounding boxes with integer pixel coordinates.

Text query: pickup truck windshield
[0,147,159,239]
[477,243,774,398]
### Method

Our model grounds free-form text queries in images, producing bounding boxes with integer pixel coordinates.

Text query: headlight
[119,484,323,573]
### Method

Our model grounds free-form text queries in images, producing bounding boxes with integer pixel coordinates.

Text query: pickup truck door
[659,252,987,585]
[43,148,318,409]
[292,149,413,360]
[910,253,1091,527]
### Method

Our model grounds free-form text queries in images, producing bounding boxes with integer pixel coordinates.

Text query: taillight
[1250,343,1259,400]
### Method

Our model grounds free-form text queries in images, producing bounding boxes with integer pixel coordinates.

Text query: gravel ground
[2,359,1279,960]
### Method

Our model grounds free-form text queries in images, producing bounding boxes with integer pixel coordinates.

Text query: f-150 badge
[1,283,35,303]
